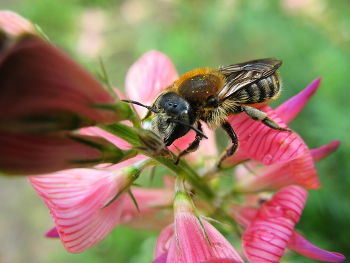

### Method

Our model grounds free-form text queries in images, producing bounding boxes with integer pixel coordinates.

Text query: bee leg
[174,122,204,165]
[241,105,290,132]
[218,121,239,167]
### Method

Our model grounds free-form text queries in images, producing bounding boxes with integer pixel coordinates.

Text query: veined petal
[0,11,36,37]
[288,232,345,262]
[169,192,244,263]
[28,169,130,253]
[125,50,178,117]
[168,219,244,263]
[242,185,307,263]
[235,151,320,192]
[0,35,119,125]
[228,105,308,165]
[276,78,321,124]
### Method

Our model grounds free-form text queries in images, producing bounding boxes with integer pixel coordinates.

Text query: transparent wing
[217,58,282,100]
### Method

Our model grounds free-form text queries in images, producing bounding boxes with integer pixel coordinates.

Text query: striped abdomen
[230,72,281,104]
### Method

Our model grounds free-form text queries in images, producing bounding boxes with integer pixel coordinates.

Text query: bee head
[155,92,195,145]
[122,93,207,146]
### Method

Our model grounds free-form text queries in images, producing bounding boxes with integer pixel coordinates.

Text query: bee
[123,58,290,167]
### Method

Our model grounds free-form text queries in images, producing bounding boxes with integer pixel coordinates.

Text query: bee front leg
[241,105,290,132]
[218,121,239,167]
[174,122,205,165]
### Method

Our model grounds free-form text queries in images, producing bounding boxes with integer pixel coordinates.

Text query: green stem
[98,123,215,202]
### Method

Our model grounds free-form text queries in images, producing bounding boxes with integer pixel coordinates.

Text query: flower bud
[0,131,133,175]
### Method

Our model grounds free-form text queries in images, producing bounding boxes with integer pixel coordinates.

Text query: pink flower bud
[0,131,127,175]
[0,34,124,134]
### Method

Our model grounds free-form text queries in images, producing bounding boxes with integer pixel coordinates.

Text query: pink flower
[28,166,139,253]
[229,186,345,262]
[153,191,244,263]
[241,185,307,262]
[221,78,322,169]
[228,79,340,192]
[233,140,340,192]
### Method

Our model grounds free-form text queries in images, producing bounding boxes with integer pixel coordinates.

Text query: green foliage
[1,0,350,262]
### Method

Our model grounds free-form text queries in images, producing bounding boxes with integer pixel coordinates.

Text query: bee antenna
[167,119,208,139]
[121,100,160,113]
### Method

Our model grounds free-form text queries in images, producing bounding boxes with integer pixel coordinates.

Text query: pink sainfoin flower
[153,190,245,263]
[221,78,323,169]
[229,186,345,262]
[221,79,337,192]
[28,166,134,253]
[233,139,340,192]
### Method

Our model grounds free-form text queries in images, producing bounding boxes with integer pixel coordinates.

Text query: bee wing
[217,58,282,100]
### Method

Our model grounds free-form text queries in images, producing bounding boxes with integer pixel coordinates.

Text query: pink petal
[0,131,108,175]
[289,151,320,189]
[80,126,130,149]
[79,126,146,169]
[154,224,174,258]
[203,259,246,263]
[120,188,174,229]
[125,50,178,117]
[0,35,119,125]
[152,253,168,263]
[168,219,244,263]
[220,148,250,169]
[276,78,321,124]
[170,192,244,263]
[229,204,258,228]
[242,185,307,263]
[0,11,36,37]
[169,123,218,164]
[28,169,129,253]
[45,226,60,238]
[228,105,308,165]
[235,150,320,192]
[288,232,345,262]
[311,140,340,162]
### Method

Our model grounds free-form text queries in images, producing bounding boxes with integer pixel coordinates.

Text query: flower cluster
[0,11,345,263]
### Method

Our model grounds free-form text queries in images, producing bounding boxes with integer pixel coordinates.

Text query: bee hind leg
[174,122,205,165]
[218,121,239,168]
[241,105,290,132]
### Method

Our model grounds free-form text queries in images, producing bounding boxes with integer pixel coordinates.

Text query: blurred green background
[0,0,349,262]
